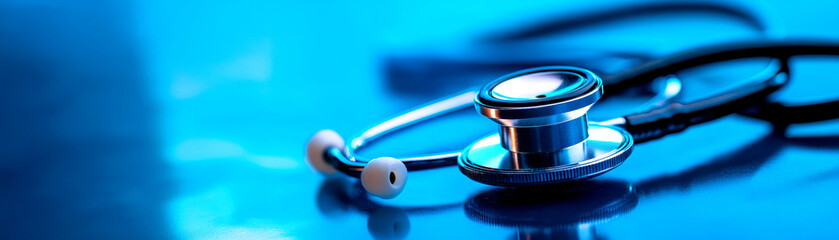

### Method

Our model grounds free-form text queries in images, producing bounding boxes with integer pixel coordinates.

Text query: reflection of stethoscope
[305,3,839,198]
[316,129,837,239]
[316,176,634,240]
[315,178,462,240]
[465,180,637,240]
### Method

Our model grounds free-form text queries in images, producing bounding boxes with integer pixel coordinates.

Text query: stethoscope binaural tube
[306,40,839,199]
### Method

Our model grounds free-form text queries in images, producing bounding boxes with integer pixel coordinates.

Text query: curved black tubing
[617,40,839,142]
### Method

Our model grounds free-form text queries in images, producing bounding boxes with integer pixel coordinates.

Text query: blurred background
[2,0,839,239]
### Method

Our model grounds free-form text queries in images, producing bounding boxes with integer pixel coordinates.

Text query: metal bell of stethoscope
[459,67,632,187]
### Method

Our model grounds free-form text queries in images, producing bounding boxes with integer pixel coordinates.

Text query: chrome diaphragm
[459,66,634,186]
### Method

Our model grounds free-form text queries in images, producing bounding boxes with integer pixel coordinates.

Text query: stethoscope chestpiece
[459,66,634,186]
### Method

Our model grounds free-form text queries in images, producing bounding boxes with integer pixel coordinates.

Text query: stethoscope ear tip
[361,157,408,199]
[306,129,409,199]
[306,129,345,175]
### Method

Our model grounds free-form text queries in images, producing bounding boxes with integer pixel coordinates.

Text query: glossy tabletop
[2,0,839,239]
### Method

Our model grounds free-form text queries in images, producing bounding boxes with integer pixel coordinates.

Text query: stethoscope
[306,39,839,199]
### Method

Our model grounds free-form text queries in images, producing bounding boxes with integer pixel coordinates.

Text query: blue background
[2,0,839,239]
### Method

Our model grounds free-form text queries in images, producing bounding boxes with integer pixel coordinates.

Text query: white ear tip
[306,129,345,175]
[361,157,407,199]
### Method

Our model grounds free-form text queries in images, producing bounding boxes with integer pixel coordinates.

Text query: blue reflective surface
[2,0,839,239]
